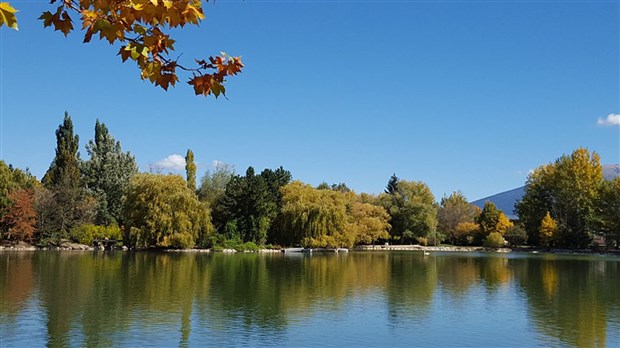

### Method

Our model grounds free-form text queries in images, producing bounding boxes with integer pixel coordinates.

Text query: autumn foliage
[2,0,243,97]
[2,189,37,242]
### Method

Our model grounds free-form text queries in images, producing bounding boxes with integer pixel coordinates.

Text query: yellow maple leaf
[0,2,18,30]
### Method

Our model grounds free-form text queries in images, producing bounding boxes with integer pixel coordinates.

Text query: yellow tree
[345,200,391,246]
[539,211,558,248]
[495,213,514,235]
[0,0,243,97]
[454,222,479,246]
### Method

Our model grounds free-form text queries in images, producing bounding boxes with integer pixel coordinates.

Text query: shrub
[416,236,429,246]
[504,225,528,246]
[454,222,479,246]
[70,224,122,245]
[483,232,505,248]
[169,232,195,249]
[239,241,259,252]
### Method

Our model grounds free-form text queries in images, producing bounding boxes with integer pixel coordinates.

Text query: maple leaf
[0,2,18,30]
[30,0,245,97]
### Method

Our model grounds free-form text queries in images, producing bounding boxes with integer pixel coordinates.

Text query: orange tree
[0,0,243,97]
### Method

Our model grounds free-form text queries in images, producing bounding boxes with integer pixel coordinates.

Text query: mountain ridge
[471,164,620,219]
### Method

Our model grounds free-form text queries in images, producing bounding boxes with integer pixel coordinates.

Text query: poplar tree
[185,149,197,192]
[40,113,95,240]
[43,112,81,189]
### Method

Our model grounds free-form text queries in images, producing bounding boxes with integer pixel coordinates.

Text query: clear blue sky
[1,0,618,201]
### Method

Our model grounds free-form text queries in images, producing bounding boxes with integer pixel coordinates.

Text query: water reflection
[0,251,618,347]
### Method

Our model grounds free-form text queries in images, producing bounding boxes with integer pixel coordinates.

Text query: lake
[1,251,619,347]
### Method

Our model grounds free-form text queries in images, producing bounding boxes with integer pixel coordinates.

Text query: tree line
[0,114,618,249]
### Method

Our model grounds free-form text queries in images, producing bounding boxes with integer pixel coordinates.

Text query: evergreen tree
[185,149,196,192]
[214,166,291,245]
[82,120,138,225]
[385,174,399,194]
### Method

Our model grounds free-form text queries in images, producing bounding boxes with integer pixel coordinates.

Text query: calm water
[1,251,619,347]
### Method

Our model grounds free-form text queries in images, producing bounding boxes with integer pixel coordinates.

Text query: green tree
[198,162,235,207]
[475,201,512,244]
[504,224,528,247]
[40,113,95,241]
[316,182,331,190]
[316,182,352,193]
[385,174,399,195]
[123,174,214,249]
[214,166,291,245]
[539,211,558,248]
[82,120,138,225]
[483,232,505,248]
[516,148,603,248]
[185,149,197,192]
[515,164,556,246]
[378,179,438,244]
[594,177,620,248]
[43,112,81,189]
[437,191,478,245]
[476,201,501,238]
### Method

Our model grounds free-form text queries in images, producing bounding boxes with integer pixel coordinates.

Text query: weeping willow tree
[276,181,389,248]
[123,174,214,249]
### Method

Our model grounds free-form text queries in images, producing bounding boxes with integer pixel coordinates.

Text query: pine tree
[385,174,399,194]
[185,149,196,192]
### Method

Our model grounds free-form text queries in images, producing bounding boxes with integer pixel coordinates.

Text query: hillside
[472,164,620,219]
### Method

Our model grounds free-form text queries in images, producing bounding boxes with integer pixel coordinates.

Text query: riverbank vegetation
[0,114,618,250]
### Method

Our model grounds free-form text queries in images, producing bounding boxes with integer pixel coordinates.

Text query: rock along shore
[355,244,511,253]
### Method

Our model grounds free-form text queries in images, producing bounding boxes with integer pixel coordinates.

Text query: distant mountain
[471,164,620,219]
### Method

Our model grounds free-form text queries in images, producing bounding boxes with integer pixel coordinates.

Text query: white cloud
[597,114,620,126]
[211,160,224,168]
[155,154,186,171]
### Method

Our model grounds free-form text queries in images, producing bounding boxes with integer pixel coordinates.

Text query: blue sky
[1,0,618,201]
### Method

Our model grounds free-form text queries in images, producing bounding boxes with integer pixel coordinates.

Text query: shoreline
[1,242,619,256]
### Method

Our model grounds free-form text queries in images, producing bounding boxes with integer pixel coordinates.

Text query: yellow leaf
[0,2,18,30]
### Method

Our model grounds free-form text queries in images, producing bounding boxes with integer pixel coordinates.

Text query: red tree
[2,189,37,242]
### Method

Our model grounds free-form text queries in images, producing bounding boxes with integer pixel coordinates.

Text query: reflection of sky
[1,253,619,347]
[0,290,48,345]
